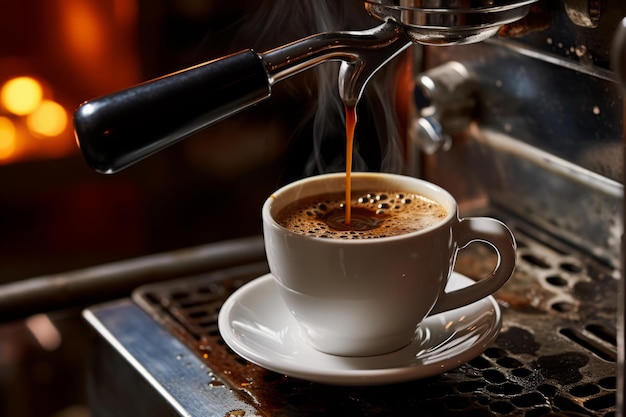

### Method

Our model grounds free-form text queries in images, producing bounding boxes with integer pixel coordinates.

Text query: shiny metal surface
[0,236,265,322]
[88,218,616,415]
[414,5,624,411]
[610,16,626,416]
[84,299,261,417]
[415,38,623,268]
[412,61,478,153]
[262,21,411,106]
[364,0,537,45]
[614,17,626,89]
[418,40,623,180]
[501,0,624,72]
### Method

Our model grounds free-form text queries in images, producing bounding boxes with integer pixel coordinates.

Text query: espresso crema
[275,190,447,239]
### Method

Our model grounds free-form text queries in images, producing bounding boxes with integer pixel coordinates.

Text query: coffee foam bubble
[276,191,447,239]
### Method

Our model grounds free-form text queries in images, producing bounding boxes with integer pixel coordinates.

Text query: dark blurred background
[0,0,300,283]
[0,1,296,416]
[0,1,402,416]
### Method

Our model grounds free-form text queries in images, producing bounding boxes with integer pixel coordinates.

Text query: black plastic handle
[74,50,271,173]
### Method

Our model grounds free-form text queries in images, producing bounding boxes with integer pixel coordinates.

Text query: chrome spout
[262,21,411,107]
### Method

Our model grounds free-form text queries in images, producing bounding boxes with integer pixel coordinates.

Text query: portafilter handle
[74,22,410,174]
[74,50,271,174]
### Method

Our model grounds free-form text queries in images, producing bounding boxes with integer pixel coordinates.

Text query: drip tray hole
[521,253,551,269]
[551,302,577,313]
[546,275,568,287]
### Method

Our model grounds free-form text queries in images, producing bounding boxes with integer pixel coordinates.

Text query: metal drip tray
[84,210,618,416]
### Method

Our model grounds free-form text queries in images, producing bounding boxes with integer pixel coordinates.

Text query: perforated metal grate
[133,215,618,417]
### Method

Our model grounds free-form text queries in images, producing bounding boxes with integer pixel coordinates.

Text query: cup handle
[429,217,516,315]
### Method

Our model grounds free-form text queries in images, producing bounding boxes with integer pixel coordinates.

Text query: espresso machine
[4,0,623,415]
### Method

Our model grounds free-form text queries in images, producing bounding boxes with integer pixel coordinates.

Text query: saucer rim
[218,272,502,386]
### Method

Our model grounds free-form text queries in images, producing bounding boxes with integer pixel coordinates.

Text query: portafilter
[73,0,536,173]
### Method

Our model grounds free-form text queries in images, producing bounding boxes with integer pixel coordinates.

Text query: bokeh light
[0,116,17,159]
[26,100,68,137]
[1,76,43,116]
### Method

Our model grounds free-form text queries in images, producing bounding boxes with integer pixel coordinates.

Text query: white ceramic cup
[262,172,516,357]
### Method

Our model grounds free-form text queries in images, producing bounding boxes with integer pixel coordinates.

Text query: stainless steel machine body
[74,0,624,415]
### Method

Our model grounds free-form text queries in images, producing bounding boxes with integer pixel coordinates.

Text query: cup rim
[262,172,457,243]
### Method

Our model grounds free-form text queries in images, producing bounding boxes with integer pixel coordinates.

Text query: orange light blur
[61,0,108,67]
[1,76,43,116]
[57,0,141,97]
[0,116,17,160]
[0,1,141,165]
[113,0,138,28]
[26,100,68,137]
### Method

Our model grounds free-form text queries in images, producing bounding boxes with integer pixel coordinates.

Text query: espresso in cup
[263,172,516,357]
[276,190,447,239]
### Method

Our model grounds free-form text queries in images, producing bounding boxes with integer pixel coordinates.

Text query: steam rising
[227,0,407,177]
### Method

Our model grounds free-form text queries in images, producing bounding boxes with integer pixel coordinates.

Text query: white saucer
[218,272,501,386]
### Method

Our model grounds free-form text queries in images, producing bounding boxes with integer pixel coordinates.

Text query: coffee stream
[344,104,356,226]
[342,104,385,232]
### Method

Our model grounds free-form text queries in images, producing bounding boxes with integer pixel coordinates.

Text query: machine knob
[412,116,452,154]
[411,61,478,154]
